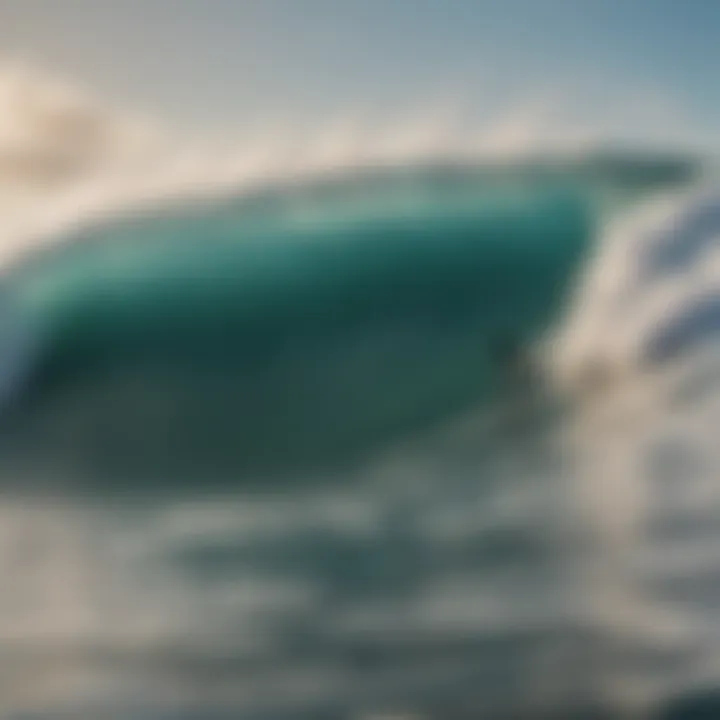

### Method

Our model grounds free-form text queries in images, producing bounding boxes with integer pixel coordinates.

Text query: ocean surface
[2,148,720,720]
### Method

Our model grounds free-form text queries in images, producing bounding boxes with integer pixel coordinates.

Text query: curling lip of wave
[0,62,702,268]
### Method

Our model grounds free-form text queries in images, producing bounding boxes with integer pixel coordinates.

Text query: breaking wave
[0,63,719,719]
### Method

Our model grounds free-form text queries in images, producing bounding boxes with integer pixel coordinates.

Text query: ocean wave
[0,63,720,719]
[0,64,704,495]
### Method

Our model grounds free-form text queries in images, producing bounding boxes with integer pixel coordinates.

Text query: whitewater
[1,64,720,719]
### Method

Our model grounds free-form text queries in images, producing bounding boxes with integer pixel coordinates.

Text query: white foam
[552,184,720,391]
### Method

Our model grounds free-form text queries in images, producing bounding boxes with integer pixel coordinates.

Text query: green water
[0,179,591,489]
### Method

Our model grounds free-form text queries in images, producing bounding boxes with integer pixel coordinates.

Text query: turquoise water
[0,171,592,490]
[1,156,718,719]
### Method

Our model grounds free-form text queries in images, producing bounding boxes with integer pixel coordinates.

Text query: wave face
[0,154,699,490]
[0,168,598,491]
[0,66,719,720]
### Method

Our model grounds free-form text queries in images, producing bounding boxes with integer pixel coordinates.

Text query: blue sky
[1,0,718,144]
